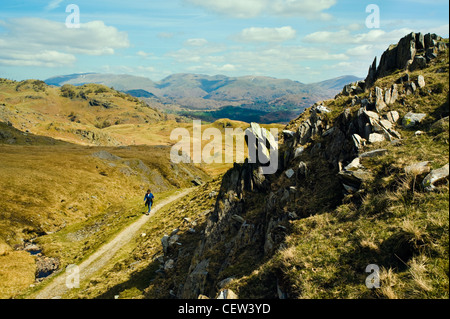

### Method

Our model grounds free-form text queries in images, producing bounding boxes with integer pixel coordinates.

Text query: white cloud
[0,18,129,67]
[184,0,336,19]
[235,26,297,43]
[184,38,209,46]
[45,0,63,11]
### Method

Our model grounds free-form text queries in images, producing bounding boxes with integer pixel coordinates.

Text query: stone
[405,82,417,95]
[316,105,331,113]
[375,87,386,112]
[161,235,170,254]
[282,130,295,139]
[338,169,372,188]
[343,183,359,194]
[422,163,449,191]
[164,259,175,271]
[405,161,431,175]
[409,56,427,71]
[322,127,335,137]
[417,75,426,88]
[294,146,305,158]
[363,110,380,121]
[297,161,308,177]
[431,116,449,133]
[217,289,238,299]
[379,119,393,131]
[390,84,399,104]
[359,149,388,158]
[285,169,295,179]
[344,158,361,171]
[384,87,392,105]
[368,133,385,143]
[352,134,365,150]
[402,112,427,128]
[385,110,400,123]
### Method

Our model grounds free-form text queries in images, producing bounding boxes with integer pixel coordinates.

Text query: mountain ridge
[45,73,362,123]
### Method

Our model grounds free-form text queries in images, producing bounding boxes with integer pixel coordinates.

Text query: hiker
[144,189,155,215]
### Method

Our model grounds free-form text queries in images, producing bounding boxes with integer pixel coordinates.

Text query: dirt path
[34,188,194,299]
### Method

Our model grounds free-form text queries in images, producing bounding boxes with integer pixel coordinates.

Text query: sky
[0,0,448,83]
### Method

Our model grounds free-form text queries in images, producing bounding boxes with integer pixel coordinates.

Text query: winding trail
[34,188,194,299]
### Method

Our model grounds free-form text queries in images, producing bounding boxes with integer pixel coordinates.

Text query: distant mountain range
[45,73,362,123]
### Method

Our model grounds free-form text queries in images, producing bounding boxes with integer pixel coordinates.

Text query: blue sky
[0,0,448,83]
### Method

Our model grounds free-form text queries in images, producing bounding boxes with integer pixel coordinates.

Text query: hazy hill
[45,73,361,123]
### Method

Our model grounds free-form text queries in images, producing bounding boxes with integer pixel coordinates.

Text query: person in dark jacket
[144,189,155,215]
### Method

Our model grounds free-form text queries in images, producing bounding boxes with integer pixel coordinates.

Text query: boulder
[338,169,372,188]
[344,157,361,171]
[352,134,365,151]
[431,116,449,133]
[402,112,427,128]
[368,133,385,144]
[294,146,305,158]
[410,56,427,71]
[404,161,431,175]
[417,75,426,88]
[359,149,388,158]
[375,87,387,112]
[385,110,400,123]
[422,163,449,191]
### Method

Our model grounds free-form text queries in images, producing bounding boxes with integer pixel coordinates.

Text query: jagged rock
[364,32,447,90]
[352,134,365,151]
[338,169,372,188]
[385,110,400,123]
[363,110,380,121]
[217,289,238,299]
[375,87,387,112]
[417,75,426,88]
[344,158,361,171]
[322,127,335,137]
[297,161,308,177]
[161,235,170,255]
[245,122,277,164]
[405,82,417,95]
[168,234,179,246]
[181,259,210,298]
[422,163,449,191]
[368,133,385,143]
[405,161,431,175]
[402,112,427,128]
[431,116,449,133]
[294,146,305,158]
[359,149,388,158]
[379,119,393,131]
[217,277,235,289]
[410,56,427,71]
[316,105,331,113]
[282,130,295,139]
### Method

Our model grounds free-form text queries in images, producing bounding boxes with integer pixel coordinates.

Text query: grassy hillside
[0,129,209,298]
[68,41,449,300]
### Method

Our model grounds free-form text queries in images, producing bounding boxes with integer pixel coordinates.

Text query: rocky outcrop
[364,32,448,89]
